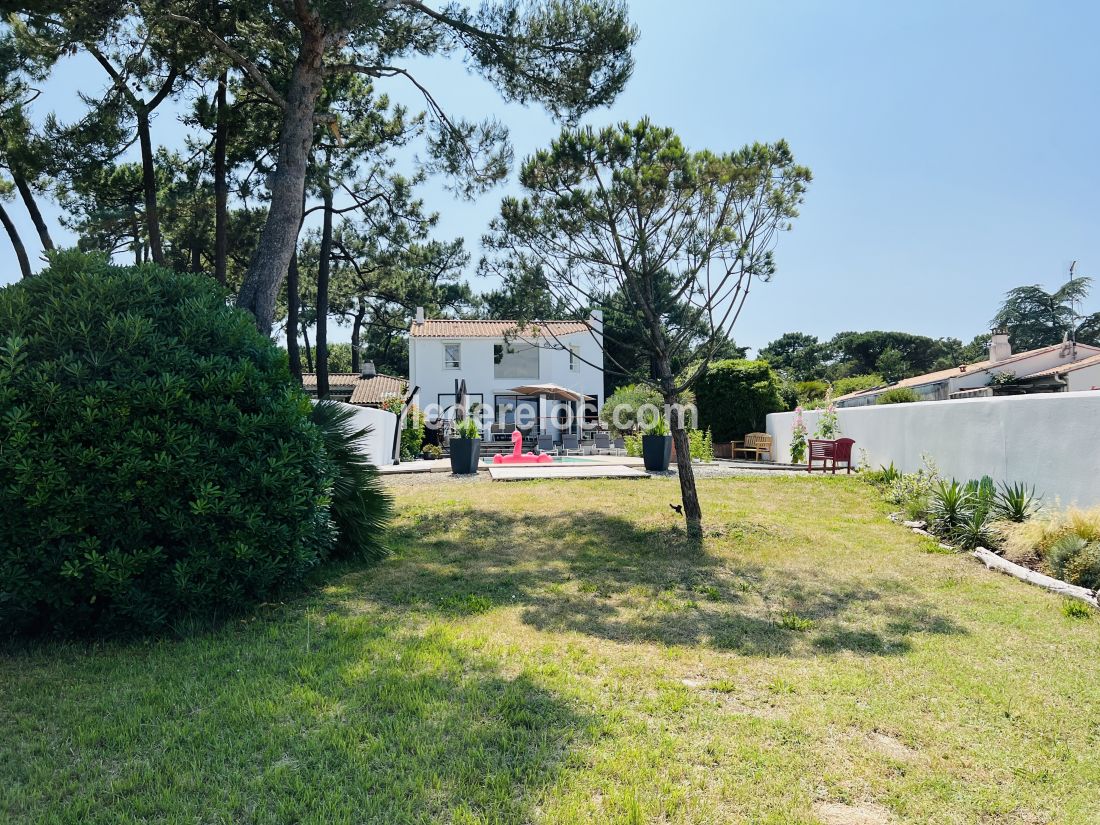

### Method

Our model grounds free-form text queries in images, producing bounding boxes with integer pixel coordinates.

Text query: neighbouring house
[1012,351,1100,394]
[301,365,407,408]
[834,331,1100,408]
[408,308,604,440]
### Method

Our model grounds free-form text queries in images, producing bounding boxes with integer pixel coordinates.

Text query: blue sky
[5,0,1099,353]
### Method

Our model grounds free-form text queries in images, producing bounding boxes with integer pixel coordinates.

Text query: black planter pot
[641,434,672,471]
[448,437,482,474]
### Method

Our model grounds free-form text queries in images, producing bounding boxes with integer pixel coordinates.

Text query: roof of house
[833,343,1100,402]
[1017,351,1100,379]
[409,319,590,339]
[301,372,407,406]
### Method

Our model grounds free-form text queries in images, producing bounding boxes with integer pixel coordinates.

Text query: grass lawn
[3,475,1099,824]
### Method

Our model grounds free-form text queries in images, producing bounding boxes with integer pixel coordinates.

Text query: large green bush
[694,359,784,442]
[0,254,336,636]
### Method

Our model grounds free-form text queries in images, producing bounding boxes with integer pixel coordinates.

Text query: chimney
[414,307,425,325]
[360,360,376,379]
[989,329,1012,363]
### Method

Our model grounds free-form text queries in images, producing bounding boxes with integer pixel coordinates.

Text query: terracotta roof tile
[1019,351,1100,379]
[409,319,589,338]
[301,372,407,406]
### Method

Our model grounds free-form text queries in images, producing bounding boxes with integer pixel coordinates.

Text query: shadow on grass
[375,509,965,657]
[0,606,589,824]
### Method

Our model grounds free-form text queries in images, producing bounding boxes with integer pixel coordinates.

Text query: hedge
[694,359,784,443]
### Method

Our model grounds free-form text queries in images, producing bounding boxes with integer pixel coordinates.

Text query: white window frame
[569,344,580,371]
[443,341,461,370]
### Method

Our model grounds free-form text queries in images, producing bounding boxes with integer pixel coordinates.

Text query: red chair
[807,438,855,474]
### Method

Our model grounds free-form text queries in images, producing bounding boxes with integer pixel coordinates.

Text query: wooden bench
[731,432,772,462]
[807,438,855,473]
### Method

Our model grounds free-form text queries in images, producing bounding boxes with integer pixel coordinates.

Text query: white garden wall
[766,392,1100,507]
[314,401,399,467]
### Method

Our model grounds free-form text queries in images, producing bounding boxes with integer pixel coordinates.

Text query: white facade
[767,391,1100,506]
[408,315,604,436]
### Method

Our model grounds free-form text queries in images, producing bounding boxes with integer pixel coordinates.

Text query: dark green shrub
[309,401,392,562]
[0,253,335,636]
[694,359,784,442]
[875,387,921,404]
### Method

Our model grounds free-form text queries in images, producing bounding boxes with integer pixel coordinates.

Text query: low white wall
[315,401,399,467]
[766,392,1100,507]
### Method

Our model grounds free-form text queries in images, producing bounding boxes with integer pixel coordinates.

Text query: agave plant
[929,480,974,538]
[993,482,1040,523]
[309,400,393,562]
[954,509,998,550]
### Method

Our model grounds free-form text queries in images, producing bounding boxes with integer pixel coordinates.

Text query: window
[569,345,580,371]
[493,341,539,379]
[443,342,461,370]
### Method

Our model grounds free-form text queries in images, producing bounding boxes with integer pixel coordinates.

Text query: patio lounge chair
[536,433,555,455]
[593,432,611,454]
[612,437,626,456]
[559,434,582,455]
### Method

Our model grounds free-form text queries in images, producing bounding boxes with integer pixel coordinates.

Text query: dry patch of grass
[3,475,1099,823]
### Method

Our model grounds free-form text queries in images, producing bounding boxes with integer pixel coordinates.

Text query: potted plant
[448,416,482,474]
[421,443,443,461]
[641,416,672,472]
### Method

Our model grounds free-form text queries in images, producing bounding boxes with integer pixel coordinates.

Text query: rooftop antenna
[1068,260,1079,359]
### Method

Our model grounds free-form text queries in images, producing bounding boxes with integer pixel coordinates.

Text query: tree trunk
[190,243,202,273]
[315,185,333,398]
[235,28,326,333]
[213,69,229,285]
[0,201,32,279]
[136,112,165,266]
[13,175,54,252]
[301,321,314,372]
[286,249,302,382]
[351,304,365,373]
[659,354,703,537]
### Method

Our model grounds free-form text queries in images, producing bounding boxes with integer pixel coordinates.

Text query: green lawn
[3,475,1099,824]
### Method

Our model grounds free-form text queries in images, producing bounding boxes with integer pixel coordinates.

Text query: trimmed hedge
[0,254,336,636]
[695,359,784,442]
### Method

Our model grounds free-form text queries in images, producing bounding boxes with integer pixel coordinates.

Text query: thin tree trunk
[13,175,54,252]
[136,113,164,266]
[286,249,302,382]
[213,69,229,285]
[0,201,32,279]
[190,243,202,273]
[236,27,326,333]
[351,304,365,373]
[660,355,703,537]
[301,322,314,372]
[315,184,333,398]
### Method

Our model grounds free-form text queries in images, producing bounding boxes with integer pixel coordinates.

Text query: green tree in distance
[991,275,1100,350]
[484,118,810,535]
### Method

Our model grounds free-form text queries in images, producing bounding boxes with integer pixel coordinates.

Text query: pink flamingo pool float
[493,429,553,464]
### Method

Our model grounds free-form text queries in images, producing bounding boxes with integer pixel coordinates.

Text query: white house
[834,331,1100,408]
[407,308,604,439]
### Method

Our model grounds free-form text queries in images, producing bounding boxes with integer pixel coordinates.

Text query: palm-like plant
[309,401,392,562]
[991,276,1100,350]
